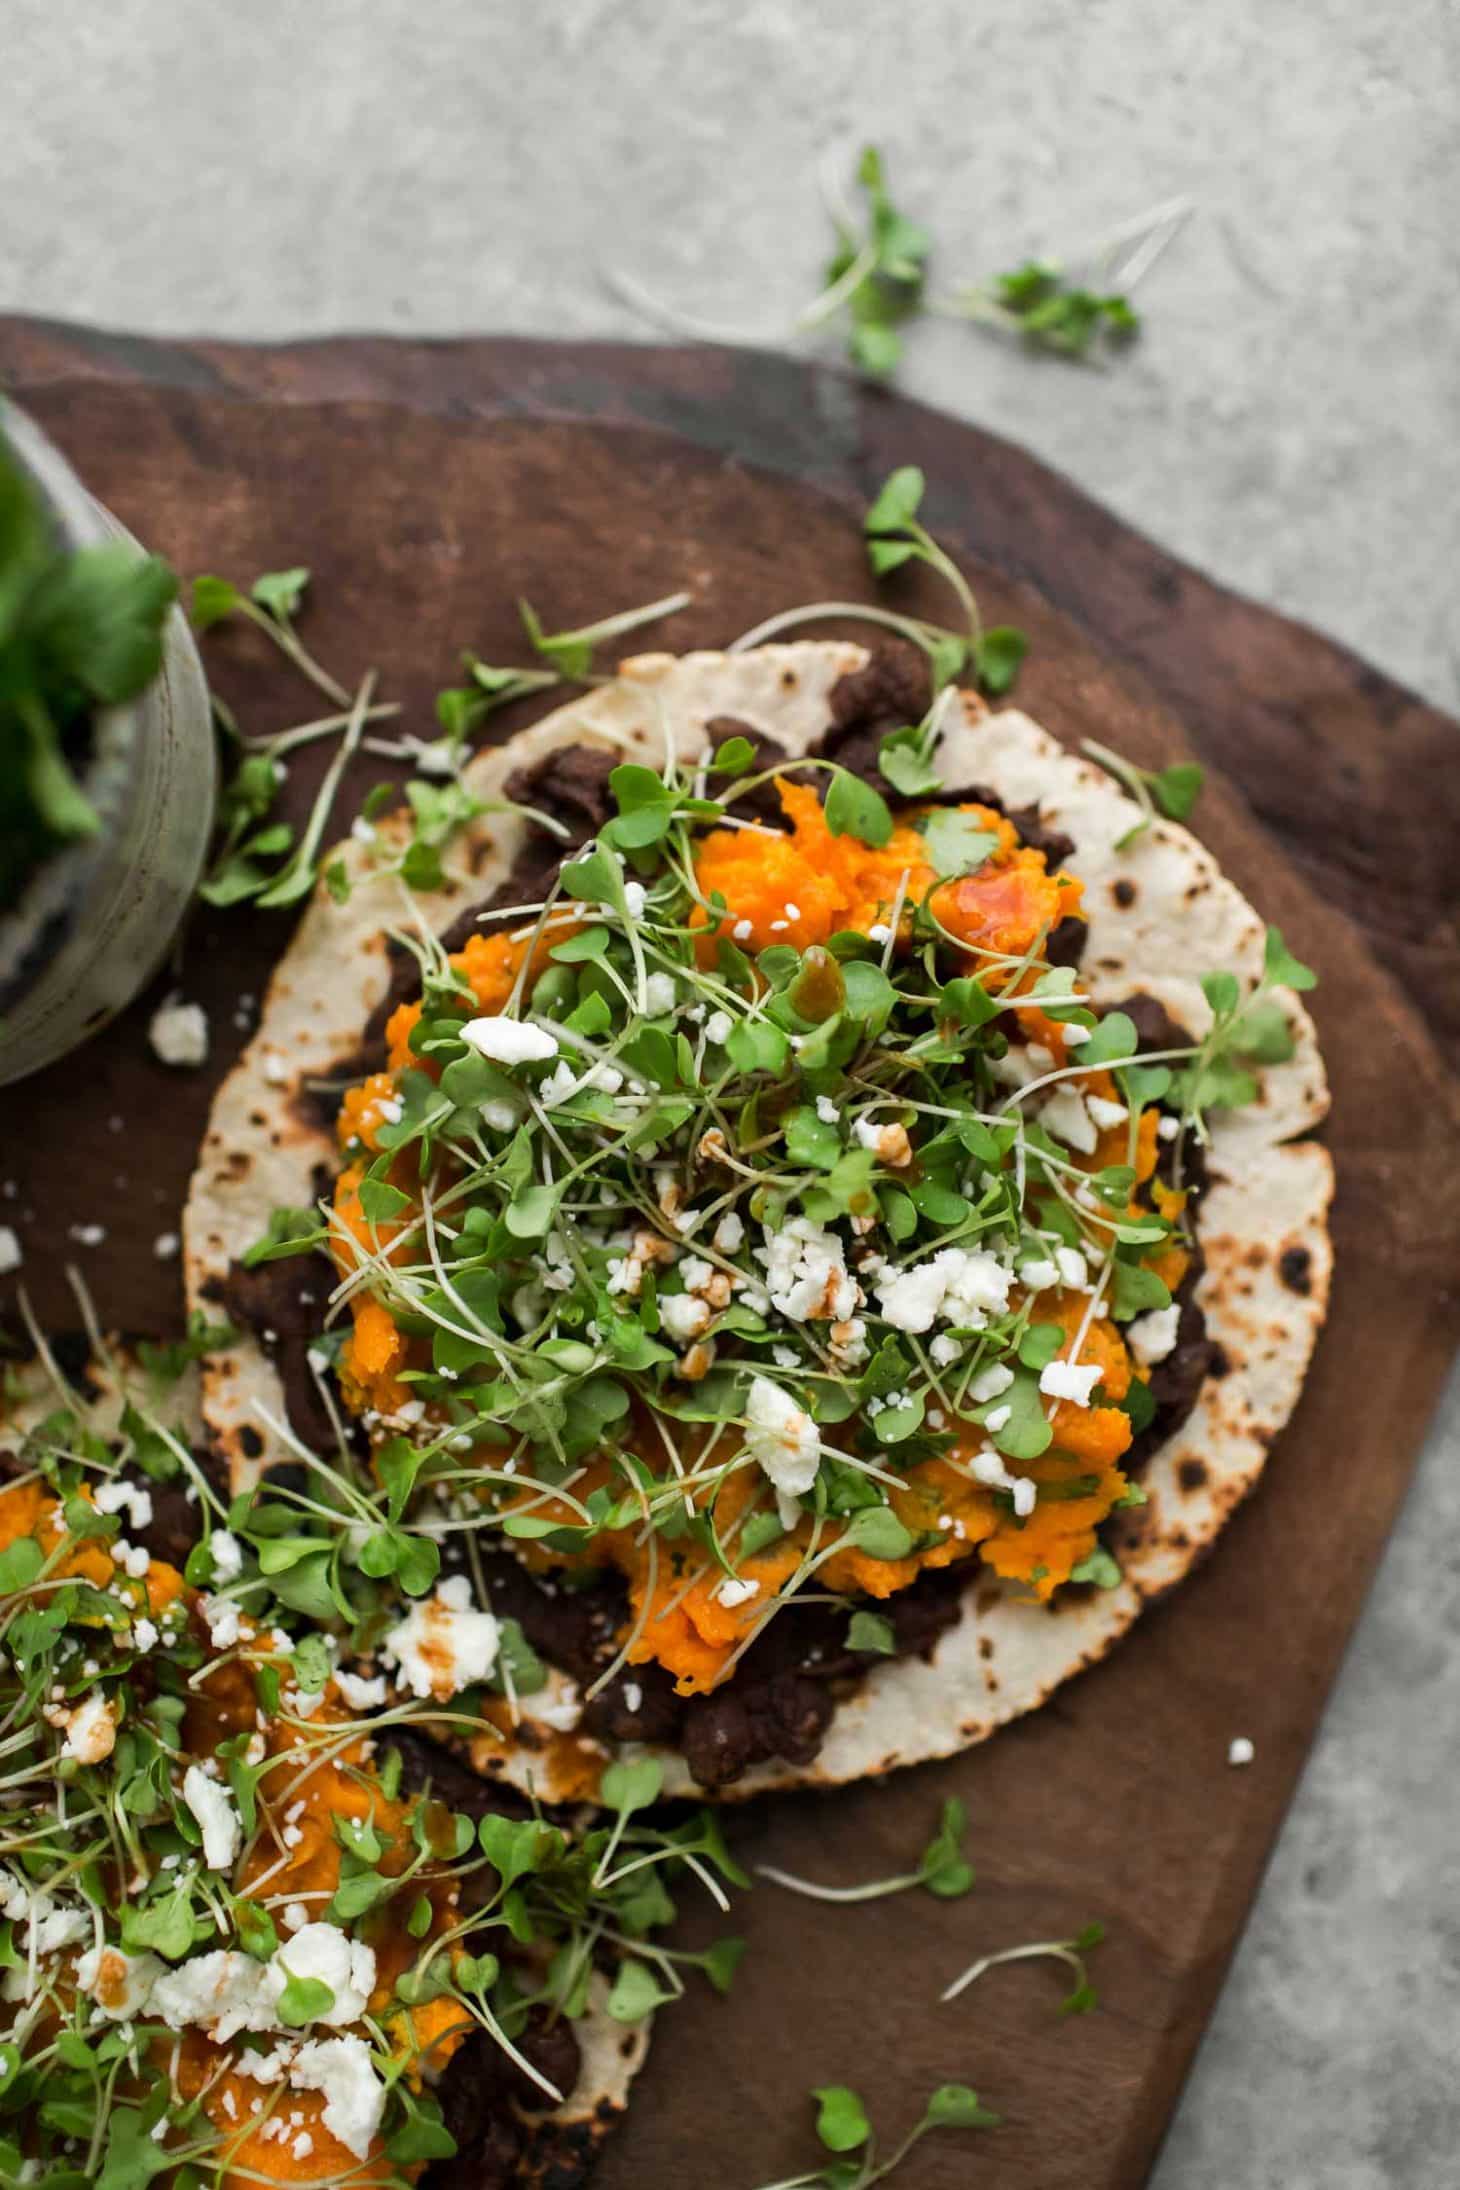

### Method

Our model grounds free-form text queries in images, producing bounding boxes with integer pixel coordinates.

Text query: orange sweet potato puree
[329,783,1171,1692]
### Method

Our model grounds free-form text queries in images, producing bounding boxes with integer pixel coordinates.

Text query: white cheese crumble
[705,1010,732,1045]
[1039,1087,1098,1153]
[743,1377,821,1505]
[333,1668,388,1712]
[276,1924,376,2026]
[659,1292,711,1343]
[875,1248,1011,1335]
[643,972,678,1015]
[1228,1736,1255,1767]
[459,1016,559,1066]
[287,2035,386,2160]
[715,1575,760,1608]
[1039,1358,1104,1408]
[61,1693,117,1765]
[1127,1304,1181,1365]
[1055,1246,1090,1291]
[0,1227,21,1276]
[968,1362,1015,1404]
[148,996,209,1069]
[76,1944,162,2019]
[755,1218,859,1323]
[94,1479,153,1530]
[182,1763,242,1871]
[1085,1094,1129,1131]
[209,1529,243,1581]
[623,879,647,918]
[713,1211,744,1253]
[383,1575,500,1700]
[153,1231,180,1260]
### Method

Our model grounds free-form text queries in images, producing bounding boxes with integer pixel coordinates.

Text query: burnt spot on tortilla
[1279,1244,1313,1296]
[238,1424,264,1458]
[1112,877,1137,908]
[1244,1243,1269,1270]
[1178,1458,1208,1493]
[218,1250,341,1457]
[1208,1342,1231,1378]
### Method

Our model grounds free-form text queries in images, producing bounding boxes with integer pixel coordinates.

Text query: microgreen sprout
[1081,736,1206,847]
[755,1798,973,1903]
[941,1918,1106,2016]
[756,2079,1000,2190]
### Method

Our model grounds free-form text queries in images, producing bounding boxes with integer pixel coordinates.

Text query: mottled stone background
[2,3,1456,2181]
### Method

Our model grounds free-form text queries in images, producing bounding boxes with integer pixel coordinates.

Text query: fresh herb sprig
[942,1918,1106,2016]
[755,1799,973,1903]
[0,444,177,904]
[757,2081,1000,2190]
[1081,736,1205,847]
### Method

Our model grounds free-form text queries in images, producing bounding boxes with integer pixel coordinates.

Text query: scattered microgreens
[0,443,177,907]
[942,261,1138,359]
[192,565,349,707]
[942,1918,1106,2017]
[755,2080,1000,2190]
[1172,926,1315,1159]
[1081,737,1206,848]
[756,1799,973,1903]
[797,145,931,377]
[608,142,1189,382]
[0,1352,744,2187]
[237,715,1307,1693]
[518,589,693,679]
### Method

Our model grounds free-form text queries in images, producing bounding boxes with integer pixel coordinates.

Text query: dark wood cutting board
[2,319,1457,2190]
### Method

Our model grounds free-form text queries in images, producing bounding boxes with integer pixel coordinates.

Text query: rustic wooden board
[1,321,1456,2190]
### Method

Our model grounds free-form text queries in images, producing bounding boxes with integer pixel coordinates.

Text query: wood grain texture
[1,321,1456,2190]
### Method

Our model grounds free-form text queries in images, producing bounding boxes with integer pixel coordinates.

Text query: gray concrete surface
[2,3,1457,2182]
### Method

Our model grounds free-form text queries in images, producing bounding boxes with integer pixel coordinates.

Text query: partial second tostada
[185,631,1333,1802]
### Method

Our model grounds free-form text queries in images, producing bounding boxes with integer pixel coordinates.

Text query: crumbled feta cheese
[76,1944,161,2019]
[623,1682,643,1713]
[732,919,753,941]
[276,1924,376,2026]
[0,1227,22,1276]
[1018,1256,1060,1292]
[201,1595,243,1650]
[659,1292,711,1343]
[1040,1087,1098,1153]
[183,1764,242,1871]
[969,1362,1014,1403]
[1011,1477,1037,1518]
[149,996,209,1069]
[704,1010,732,1045]
[1085,1094,1128,1131]
[153,1231,180,1260]
[383,1575,500,1700]
[715,1575,760,1608]
[209,1529,243,1582]
[815,1095,838,1125]
[1157,1114,1181,1142]
[929,1333,961,1368]
[983,1404,1012,1433]
[95,1479,154,1530]
[69,1223,106,1248]
[1039,1358,1104,1407]
[868,922,891,945]
[61,1693,116,1765]
[132,1618,159,1653]
[151,1950,270,2041]
[743,1377,821,1501]
[1061,1022,1092,1047]
[287,2035,385,2160]
[643,972,677,1015]
[755,1218,859,1323]
[713,1211,744,1254]
[623,879,647,918]
[333,1668,387,1712]
[1228,1736,1255,1767]
[459,1016,558,1066]
[1055,1246,1090,1291]
[1127,1304,1181,1365]
[875,1248,1011,1335]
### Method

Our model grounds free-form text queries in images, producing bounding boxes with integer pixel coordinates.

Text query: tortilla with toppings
[184,638,1332,1803]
